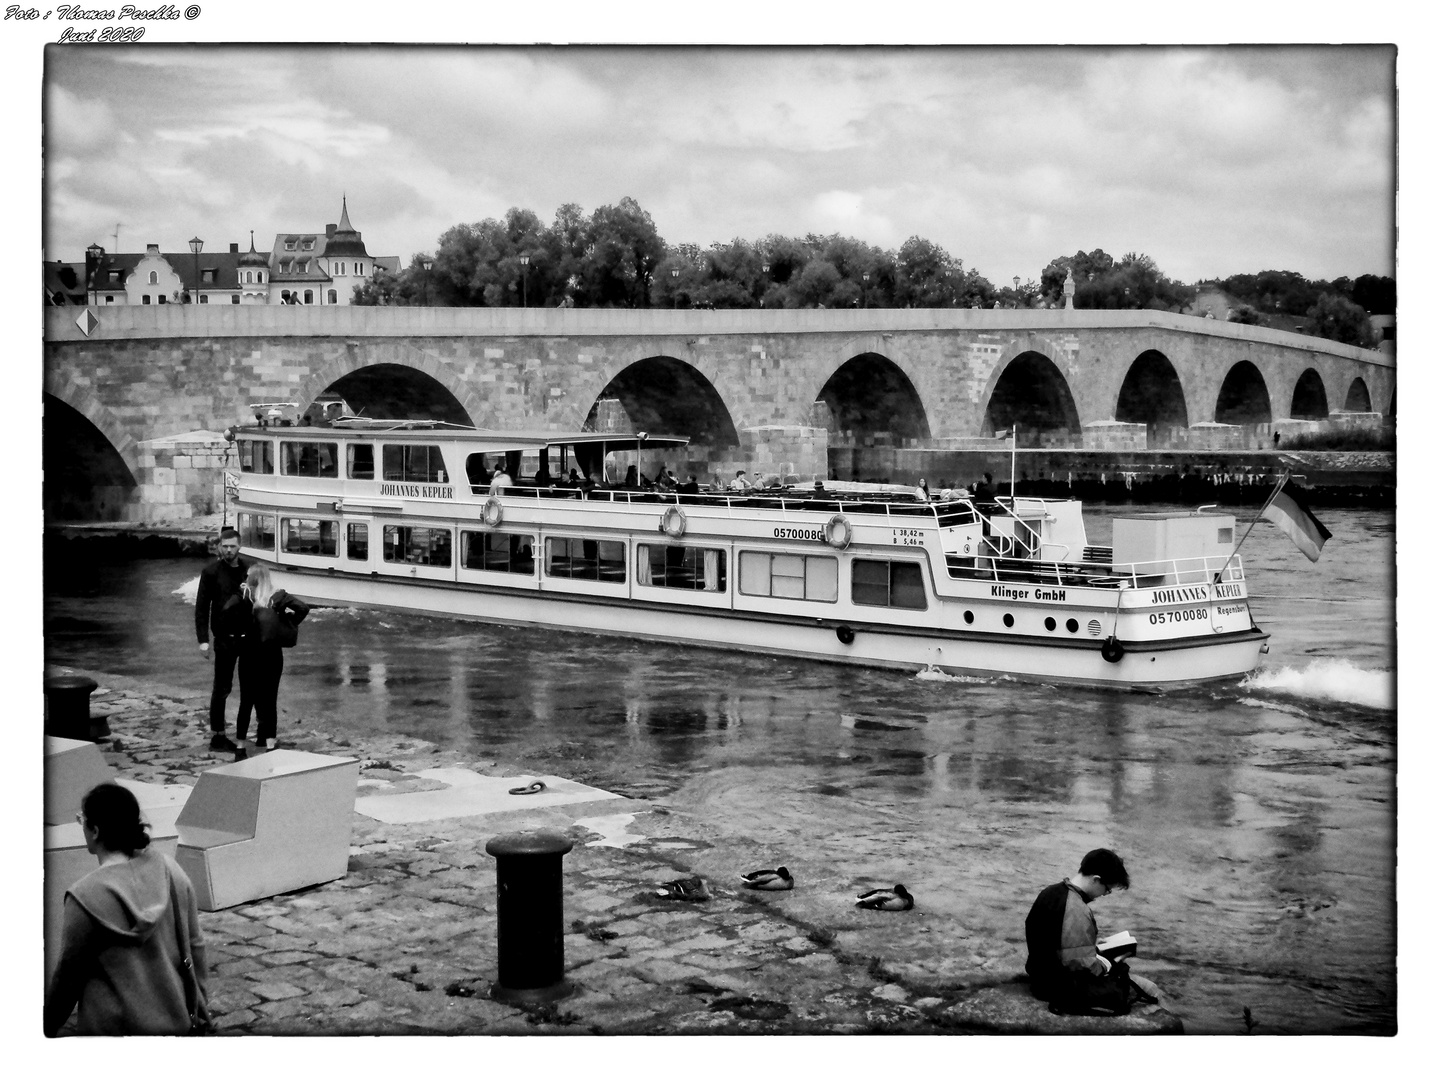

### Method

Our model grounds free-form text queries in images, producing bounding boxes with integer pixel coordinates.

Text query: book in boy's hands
[1097,931,1138,962]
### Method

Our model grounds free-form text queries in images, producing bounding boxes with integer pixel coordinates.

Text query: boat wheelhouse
[228,417,1268,689]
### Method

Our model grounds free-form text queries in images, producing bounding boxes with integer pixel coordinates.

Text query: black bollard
[484,829,575,1003]
[43,675,107,741]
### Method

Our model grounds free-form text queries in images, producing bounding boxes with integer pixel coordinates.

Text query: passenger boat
[228,415,1268,689]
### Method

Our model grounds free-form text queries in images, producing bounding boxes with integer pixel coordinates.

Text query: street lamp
[519,253,530,308]
[189,236,203,305]
[862,271,869,309]
[85,242,103,306]
[422,257,432,306]
[671,267,679,309]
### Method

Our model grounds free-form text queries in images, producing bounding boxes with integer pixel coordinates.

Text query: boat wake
[914,665,988,684]
[1240,658,1395,711]
[173,575,200,604]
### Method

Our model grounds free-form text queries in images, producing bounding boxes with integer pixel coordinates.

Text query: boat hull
[268,563,1267,690]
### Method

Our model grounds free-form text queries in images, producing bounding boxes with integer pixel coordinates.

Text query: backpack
[1048,961,1141,1017]
[218,594,252,641]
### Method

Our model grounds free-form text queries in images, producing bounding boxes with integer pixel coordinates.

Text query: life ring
[483,497,504,527]
[660,505,687,538]
[836,624,855,645]
[824,513,852,550]
[1100,636,1125,664]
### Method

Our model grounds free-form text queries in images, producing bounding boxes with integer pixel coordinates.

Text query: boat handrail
[952,553,1245,590]
[479,483,981,525]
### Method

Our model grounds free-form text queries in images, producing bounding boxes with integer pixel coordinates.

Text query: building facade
[56,198,395,307]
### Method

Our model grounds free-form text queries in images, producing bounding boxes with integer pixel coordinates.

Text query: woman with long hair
[236,564,310,757]
[44,783,209,1036]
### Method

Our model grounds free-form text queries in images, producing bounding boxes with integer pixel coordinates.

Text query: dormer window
[298,260,309,273]
[302,240,314,251]
[284,241,295,251]
[202,269,216,283]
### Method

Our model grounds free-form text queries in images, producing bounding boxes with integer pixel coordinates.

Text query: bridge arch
[1214,360,1272,426]
[1290,368,1329,418]
[981,350,1082,445]
[1345,376,1373,412]
[815,351,931,444]
[297,344,488,426]
[43,370,140,478]
[581,355,740,448]
[43,391,138,522]
[1114,349,1189,448]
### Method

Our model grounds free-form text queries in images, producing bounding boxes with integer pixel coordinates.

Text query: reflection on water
[44,507,1396,1034]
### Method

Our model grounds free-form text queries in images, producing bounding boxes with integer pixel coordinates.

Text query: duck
[739,866,795,891]
[654,875,711,902]
[855,884,914,911]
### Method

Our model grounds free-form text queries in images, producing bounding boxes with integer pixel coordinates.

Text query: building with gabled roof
[266,197,398,305]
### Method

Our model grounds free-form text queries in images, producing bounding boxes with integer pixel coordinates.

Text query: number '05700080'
[1149,608,1208,625]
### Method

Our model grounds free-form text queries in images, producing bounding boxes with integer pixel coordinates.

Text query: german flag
[1261,478,1332,562]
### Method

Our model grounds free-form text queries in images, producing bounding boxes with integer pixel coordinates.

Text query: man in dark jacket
[194,527,250,751]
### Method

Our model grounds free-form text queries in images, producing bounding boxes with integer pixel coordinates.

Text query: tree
[894,236,965,307]
[1351,274,1395,315]
[576,197,665,308]
[1228,303,1262,325]
[1307,293,1378,347]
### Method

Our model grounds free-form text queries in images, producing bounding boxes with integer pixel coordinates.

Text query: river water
[43,505,1397,1035]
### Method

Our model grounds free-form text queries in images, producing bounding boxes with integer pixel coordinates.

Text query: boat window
[851,559,928,610]
[236,512,275,552]
[738,551,837,602]
[462,530,535,575]
[346,523,368,561]
[281,518,337,557]
[545,537,626,583]
[280,440,339,478]
[348,443,375,480]
[383,444,447,483]
[382,525,452,567]
[237,438,274,474]
[636,544,726,592]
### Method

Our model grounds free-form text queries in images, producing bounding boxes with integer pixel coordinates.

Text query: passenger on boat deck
[624,465,640,488]
[657,468,677,491]
[488,463,513,496]
[565,469,582,487]
[729,469,752,491]
[971,474,994,501]
[915,478,931,502]
[678,474,700,494]
[580,471,598,495]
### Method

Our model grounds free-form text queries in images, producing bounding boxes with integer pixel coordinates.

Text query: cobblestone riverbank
[43,668,1183,1037]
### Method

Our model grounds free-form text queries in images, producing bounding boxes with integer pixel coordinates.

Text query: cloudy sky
[42,42,1395,288]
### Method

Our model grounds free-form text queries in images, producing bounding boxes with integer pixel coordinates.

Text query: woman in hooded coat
[44,783,210,1036]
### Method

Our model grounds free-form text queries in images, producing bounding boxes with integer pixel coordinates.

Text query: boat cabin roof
[232,419,688,454]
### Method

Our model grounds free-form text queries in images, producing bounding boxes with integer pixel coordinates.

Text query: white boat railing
[951,551,1246,591]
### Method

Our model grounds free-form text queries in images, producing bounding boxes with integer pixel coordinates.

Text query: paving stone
[248,980,307,1002]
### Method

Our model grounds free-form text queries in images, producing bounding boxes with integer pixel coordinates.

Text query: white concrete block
[175,750,358,910]
[44,737,115,826]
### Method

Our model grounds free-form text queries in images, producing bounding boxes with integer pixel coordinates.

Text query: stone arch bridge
[43,306,1395,521]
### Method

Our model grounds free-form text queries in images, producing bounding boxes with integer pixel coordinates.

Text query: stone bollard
[43,675,108,741]
[484,829,575,1003]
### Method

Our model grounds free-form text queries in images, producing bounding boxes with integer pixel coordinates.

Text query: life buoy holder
[836,624,855,645]
[660,506,687,538]
[824,513,852,550]
[1100,636,1125,664]
[483,497,504,527]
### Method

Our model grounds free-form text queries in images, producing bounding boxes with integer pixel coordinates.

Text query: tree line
[353,196,1393,346]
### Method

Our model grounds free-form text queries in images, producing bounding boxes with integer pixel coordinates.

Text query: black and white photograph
[12,6,1419,1058]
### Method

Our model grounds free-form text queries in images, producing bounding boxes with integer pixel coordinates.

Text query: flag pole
[1212,470,1289,584]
